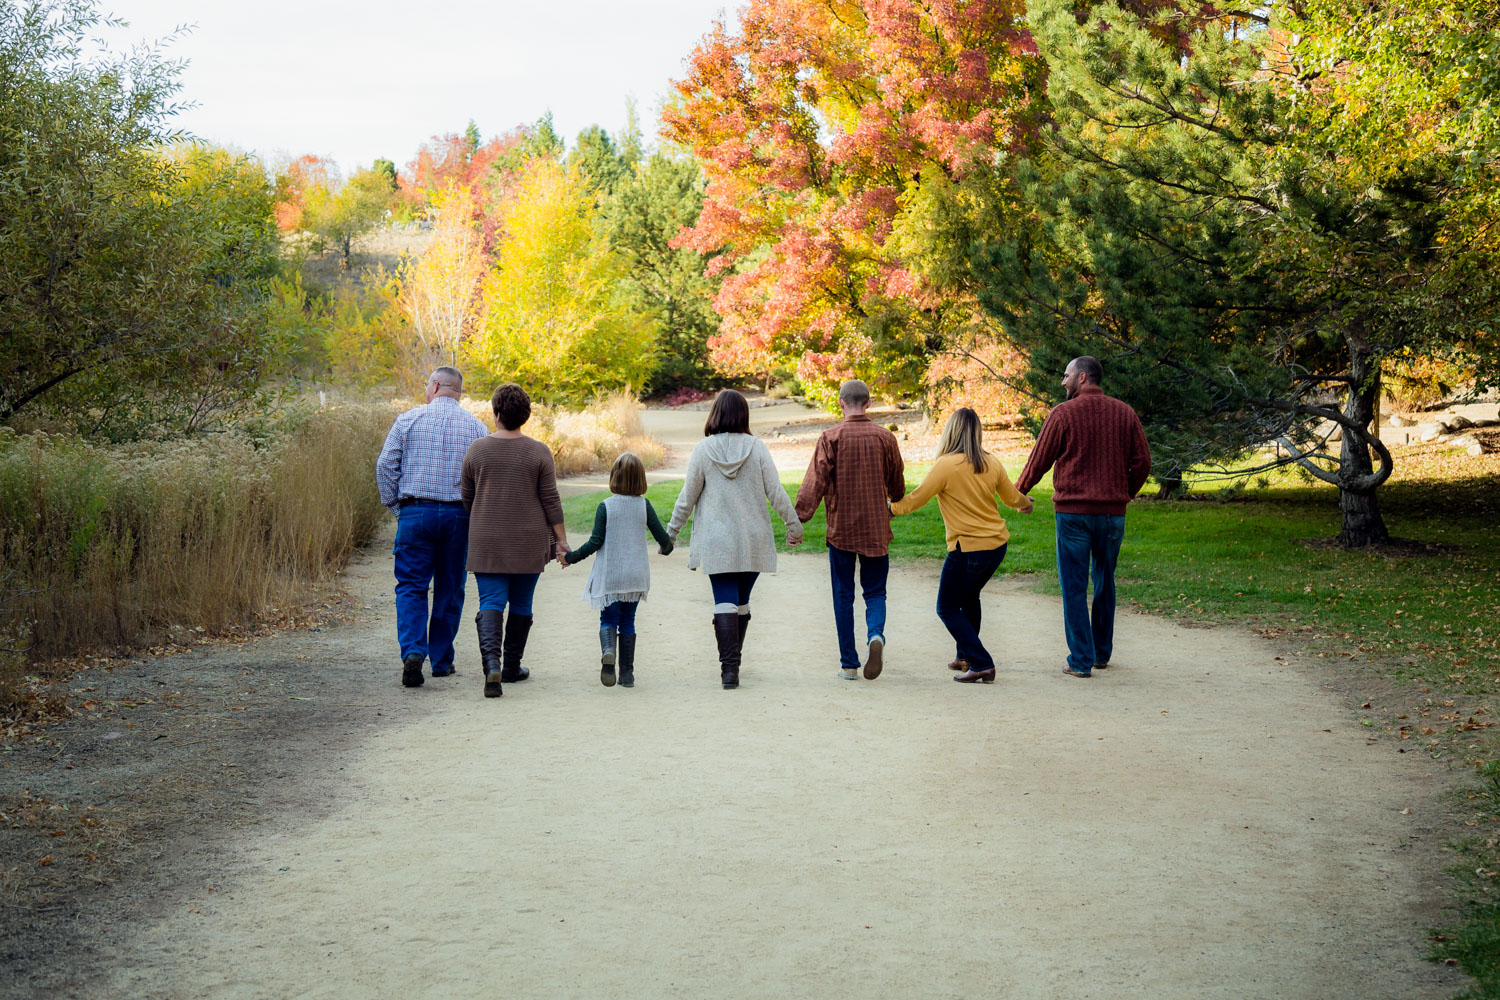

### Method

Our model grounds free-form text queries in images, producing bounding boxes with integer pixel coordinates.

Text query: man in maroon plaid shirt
[796,380,907,680]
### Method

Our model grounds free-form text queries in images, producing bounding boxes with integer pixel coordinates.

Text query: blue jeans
[600,600,638,635]
[1055,513,1127,673]
[473,572,540,615]
[393,503,470,670]
[935,543,1007,672]
[828,545,889,670]
[708,572,758,611]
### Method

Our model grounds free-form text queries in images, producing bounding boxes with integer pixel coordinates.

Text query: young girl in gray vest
[562,452,674,687]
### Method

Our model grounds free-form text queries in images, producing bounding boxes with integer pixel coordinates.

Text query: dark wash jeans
[827,544,889,670]
[1055,512,1127,673]
[393,503,470,669]
[935,542,1007,673]
[708,571,758,610]
[600,600,639,635]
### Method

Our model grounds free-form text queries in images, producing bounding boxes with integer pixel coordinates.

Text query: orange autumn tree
[662,0,1044,405]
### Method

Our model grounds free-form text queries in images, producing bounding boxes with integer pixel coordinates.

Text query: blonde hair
[938,408,988,474]
[608,452,648,497]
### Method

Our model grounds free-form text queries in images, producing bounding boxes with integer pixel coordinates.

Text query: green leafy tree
[303,165,395,266]
[605,153,724,390]
[570,125,628,196]
[941,0,1500,544]
[0,2,282,434]
[474,161,658,401]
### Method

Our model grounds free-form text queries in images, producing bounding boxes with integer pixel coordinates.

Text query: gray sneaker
[864,636,885,680]
[838,667,858,680]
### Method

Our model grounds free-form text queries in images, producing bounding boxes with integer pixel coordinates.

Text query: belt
[398,497,465,508]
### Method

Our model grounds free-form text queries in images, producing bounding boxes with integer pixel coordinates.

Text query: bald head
[1062,357,1102,400]
[838,379,871,415]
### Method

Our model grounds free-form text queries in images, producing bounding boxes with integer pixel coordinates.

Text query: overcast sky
[99,1,731,176]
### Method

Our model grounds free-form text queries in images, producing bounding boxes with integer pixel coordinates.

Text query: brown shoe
[947,658,968,671]
[1063,667,1093,679]
[953,667,996,684]
[863,637,884,680]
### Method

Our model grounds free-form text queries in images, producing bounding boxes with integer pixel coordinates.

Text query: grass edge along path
[564,464,1500,999]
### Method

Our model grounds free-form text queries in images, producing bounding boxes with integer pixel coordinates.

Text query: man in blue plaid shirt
[376,366,490,687]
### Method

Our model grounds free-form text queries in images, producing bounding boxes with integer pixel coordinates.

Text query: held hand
[1018,496,1035,515]
[786,525,804,547]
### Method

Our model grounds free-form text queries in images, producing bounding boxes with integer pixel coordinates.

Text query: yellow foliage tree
[396,185,487,368]
[473,162,658,402]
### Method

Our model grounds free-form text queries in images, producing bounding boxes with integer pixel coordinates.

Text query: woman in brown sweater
[461,383,568,699]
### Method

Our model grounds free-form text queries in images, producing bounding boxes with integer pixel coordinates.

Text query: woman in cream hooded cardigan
[667,390,803,689]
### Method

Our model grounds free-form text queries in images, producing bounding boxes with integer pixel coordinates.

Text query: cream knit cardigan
[667,433,802,574]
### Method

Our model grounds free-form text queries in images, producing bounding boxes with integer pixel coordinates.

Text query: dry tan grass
[460,392,664,477]
[0,400,395,704]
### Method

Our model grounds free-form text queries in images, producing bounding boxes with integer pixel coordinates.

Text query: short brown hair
[609,452,648,496]
[1072,356,1103,385]
[704,389,750,436]
[492,383,531,430]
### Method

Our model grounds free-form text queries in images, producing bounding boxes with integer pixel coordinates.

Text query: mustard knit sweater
[890,452,1027,552]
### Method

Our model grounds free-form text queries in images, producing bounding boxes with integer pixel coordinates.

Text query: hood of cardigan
[700,433,757,479]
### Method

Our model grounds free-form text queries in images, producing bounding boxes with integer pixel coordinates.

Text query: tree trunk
[1336,345,1391,546]
[1155,475,1181,499]
[1338,485,1388,547]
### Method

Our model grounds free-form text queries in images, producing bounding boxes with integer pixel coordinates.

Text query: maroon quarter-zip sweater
[1015,383,1152,515]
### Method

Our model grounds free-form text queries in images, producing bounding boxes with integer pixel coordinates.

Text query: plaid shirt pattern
[795,415,906,556]
[376,397,490,513]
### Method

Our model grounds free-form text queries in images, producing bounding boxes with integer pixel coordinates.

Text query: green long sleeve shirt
[565,498,674,563]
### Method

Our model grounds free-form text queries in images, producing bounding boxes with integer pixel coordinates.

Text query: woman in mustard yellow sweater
[891,408,1033,683]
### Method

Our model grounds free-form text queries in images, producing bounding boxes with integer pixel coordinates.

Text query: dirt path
[75,524,1461,999]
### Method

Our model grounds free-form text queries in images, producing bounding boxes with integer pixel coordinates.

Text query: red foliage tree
[662,0,1044,404]
[273,154,339,231]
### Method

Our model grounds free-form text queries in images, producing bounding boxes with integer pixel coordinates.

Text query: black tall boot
[713,612,741,689]
[617,633,637,688]
[599,625,618,687]
[501,612,533,683]
[476,609,505,698]
[737,611,751,649]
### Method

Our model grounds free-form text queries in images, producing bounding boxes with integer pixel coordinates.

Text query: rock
[1442,414,1475,432]
[1469,443,1485,457]
[1415,423,1445,442]
[1451,434,1479,449]
[1387,414,1411,428]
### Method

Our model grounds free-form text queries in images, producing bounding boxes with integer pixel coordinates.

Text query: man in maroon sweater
[1016,357,1152,678]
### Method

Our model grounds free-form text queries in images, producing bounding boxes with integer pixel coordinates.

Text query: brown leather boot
[713,613,740,689]
[599,625,618,687]
[476,609,504,698]
[617,633,636,688]
[501,613,533,683]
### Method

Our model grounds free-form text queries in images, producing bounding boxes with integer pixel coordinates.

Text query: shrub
[661,387,714,407]
[0,399,393,707]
